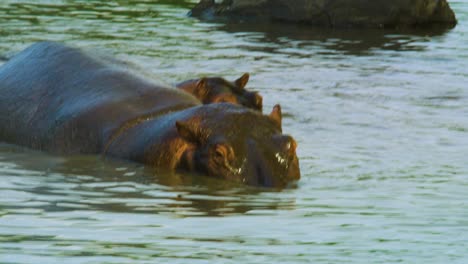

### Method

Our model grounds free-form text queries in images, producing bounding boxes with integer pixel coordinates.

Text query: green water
[1,1,467,263]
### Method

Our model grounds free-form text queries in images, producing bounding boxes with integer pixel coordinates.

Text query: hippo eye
[213,94,237,104]
[215,147,224,158]
[212,143,234,164]
[214,144,227,158]
[210,143,242,176]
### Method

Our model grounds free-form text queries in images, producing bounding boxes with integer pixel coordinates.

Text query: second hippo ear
[194,78,209,100]
[234,73,249,89]
[269,104,282,130]
[176,120,201,144]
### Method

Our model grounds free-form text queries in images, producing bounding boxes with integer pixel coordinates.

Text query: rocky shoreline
[190,0,457,29]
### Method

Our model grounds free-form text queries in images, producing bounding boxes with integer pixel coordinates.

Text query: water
[1,0,467,263]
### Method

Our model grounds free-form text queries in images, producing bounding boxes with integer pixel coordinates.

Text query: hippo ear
[234,73,249,89]
[194,78,209,100]
[176,121,200,144]
[269,104,282,130]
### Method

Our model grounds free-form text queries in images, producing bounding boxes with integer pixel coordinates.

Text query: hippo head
[177,73,263,111]
[174,103,299,188]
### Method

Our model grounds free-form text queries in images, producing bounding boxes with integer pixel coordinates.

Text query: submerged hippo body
[0,42,299,187]
[176,73,263,111]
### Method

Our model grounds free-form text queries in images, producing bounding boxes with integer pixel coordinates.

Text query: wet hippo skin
[0,42,300,187]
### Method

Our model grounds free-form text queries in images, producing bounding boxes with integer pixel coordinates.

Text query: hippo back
[0,42,200,154]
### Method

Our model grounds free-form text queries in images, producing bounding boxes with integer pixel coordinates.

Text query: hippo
[176,73,263,111]
[0,42,300,187]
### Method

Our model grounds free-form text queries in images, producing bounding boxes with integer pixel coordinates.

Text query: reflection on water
[0,144,295,217]
[219,22,453,55]
[1,0,468,263]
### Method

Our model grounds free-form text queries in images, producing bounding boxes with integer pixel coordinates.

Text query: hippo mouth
[255,163,271,187]
[255,156,300,188]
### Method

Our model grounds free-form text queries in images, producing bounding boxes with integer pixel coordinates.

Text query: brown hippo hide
[191,0,457,29]
[0,42,300,187]
[176,73,263,111]
[0,42,200,154]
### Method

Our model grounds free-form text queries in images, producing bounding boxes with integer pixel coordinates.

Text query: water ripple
[1,0,468,263]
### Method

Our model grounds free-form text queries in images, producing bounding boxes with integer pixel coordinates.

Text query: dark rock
[190,0,457,28]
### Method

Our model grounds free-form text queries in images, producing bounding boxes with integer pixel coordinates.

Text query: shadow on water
[217,22,454,55]
[0,144,296,217]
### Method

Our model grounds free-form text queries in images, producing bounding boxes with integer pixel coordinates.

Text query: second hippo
[176,73,263,111]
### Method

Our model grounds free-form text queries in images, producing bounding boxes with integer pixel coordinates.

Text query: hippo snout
[251,154,300,188]
[245,136,300,188]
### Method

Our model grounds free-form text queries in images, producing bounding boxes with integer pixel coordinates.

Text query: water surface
[1,1,467,263]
